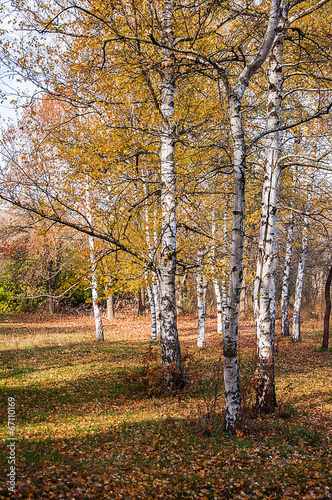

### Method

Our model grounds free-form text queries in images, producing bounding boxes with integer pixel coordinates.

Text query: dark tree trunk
[322,265,332,350]
[138,288,144,316]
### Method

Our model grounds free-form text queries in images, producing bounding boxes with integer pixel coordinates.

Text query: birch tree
[253,0,332,411]
[253,0,287,412]
[281,211,294,337]
[196,248,206,348]
[158,0,183,387]
[218,0,282,428]
[292,210,310,342]
[86,184,104,342]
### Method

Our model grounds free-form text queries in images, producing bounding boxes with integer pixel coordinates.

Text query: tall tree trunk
[322,265,332,349]
[253,7,286,412]
[86,186,104,341]
[292,211,309,342]
[196,249,206,348]
[269,227,278,351]
[146,280,157,342]
[152,280,161,337]
[281,212,294,336]
[213,280,223,335]
[159,0,183,388]
[88,234,104,341]
[223,94,245,430]
[153,201,161,338]
[221,0,281,428]
[211,216,225,335]
[143,168,158,339]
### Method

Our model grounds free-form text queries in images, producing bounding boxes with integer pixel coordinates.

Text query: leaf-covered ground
[0,312,331,499]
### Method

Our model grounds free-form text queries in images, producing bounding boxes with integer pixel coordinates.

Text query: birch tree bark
[222,0,281,428]
[211,217,224,335]
[239,267,246,318]
[143,168,158,342]
[146,277,157,342]
[253,2,286,413]
[197,249,206,348]
[223,93,246,429]
[86,186,104,342]
[158,0,183,387]
[292,210,309,342]
[213,279,223,335]
[153,202,161,338]
[281,212,294,337]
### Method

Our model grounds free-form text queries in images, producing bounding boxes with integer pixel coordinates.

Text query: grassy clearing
[0,313,331,499]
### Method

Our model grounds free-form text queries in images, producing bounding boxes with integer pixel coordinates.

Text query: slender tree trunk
[221,213,228,335]
[88,234,104,341]
[211,217,224,335]
[107,294,115,320]
[158,0,183,388]
[281,213,294,336]
[143,168,159,339]
[322,266,332,349]
[213,280,223,335]
[86,186,104,341]
[197,249,206,348]
[223,0,281,424]
[239,268,246,317]
[216,0,280,428]
[153,201,161,338]
[223,94,246,430]
[152,280,161,337]
[146,278,157,342]
[138,288,144,316]
[269,227,278,351]
[253,9,286,412]
[292,211,309,342]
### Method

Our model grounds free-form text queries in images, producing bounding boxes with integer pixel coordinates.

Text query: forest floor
[0,312,331,499]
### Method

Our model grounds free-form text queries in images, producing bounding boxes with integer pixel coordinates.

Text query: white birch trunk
[143,168,158,341]
[253,5,285,411]
[152,280,161,337]
[153,201,161,338]
[292,211,309,342]
[239,268,246,317]
[211,218,223,335]
[221,0,281,427]
[196,249,206,348]
[269,226,278,350]
[86,187,104,342]
[146,277,157,342]
[281,212,294,336]
[223,93,245,430]
[221,212,228,333]
[159,0,183,387]
[213,280,223,335]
